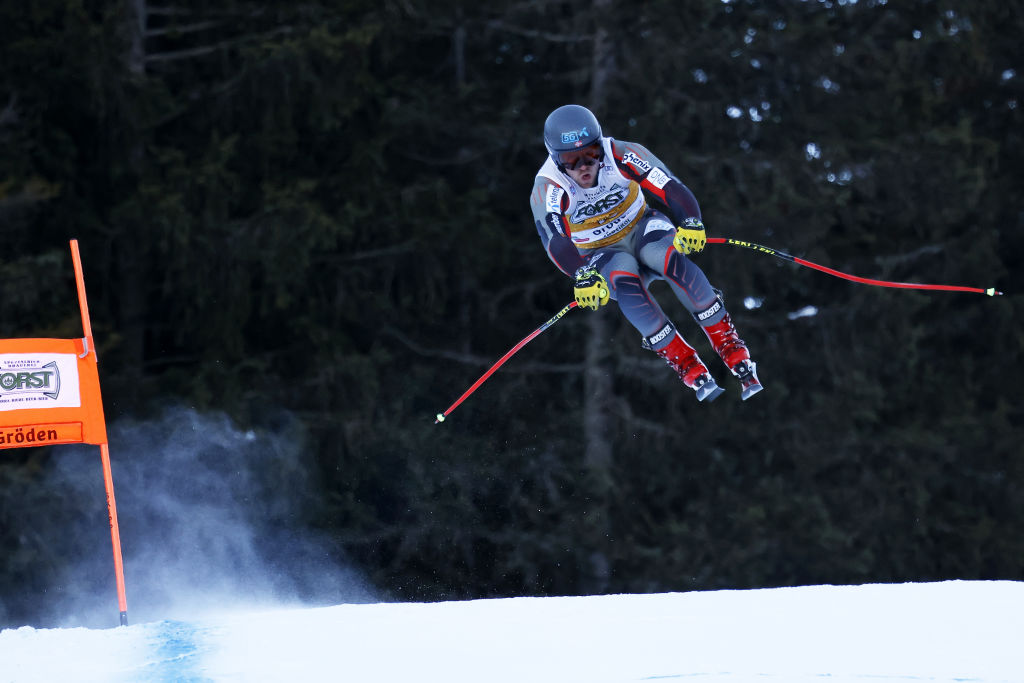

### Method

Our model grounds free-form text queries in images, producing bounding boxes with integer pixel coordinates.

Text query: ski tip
[696,381,725,402]
[704,385,726,402]
[741,382,764,400]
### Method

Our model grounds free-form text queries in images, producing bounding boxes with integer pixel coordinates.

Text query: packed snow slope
[2,580,1022,682]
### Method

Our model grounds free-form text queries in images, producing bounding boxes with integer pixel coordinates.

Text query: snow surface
[1,580,1021,682]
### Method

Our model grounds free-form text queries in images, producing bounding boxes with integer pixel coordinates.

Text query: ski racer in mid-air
[529,104,763,401]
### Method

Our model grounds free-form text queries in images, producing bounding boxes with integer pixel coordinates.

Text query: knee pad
[610,271,645,299]
[664,248,700,290]
[611,272,665,334]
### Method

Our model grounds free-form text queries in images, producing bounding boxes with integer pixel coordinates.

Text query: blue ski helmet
[543,104,602,165]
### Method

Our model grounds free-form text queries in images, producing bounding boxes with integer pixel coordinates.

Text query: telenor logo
[561,127,590,146]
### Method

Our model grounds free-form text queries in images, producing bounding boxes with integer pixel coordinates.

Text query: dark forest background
[1,0,1022,628]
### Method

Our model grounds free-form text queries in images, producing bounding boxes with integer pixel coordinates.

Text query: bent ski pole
[435,301,579,424]
[708,237,1003,296]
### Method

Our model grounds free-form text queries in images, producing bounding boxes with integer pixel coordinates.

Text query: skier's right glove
[573,265,610,311]
[673,217,707,255]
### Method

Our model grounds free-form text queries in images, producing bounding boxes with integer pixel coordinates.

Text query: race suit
[529,137,727,350]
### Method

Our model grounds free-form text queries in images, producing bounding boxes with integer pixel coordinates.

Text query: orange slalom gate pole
[70,240,128,626]
[99,442,128,625]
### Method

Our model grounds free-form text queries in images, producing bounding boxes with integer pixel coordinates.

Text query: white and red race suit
[529,137,727,349]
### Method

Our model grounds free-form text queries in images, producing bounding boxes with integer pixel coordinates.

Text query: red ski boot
[702,313,763,400]
[652,332,724,402]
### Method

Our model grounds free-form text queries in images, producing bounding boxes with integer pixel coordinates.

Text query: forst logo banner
[0,339,105,449]
[0,353,81,411]
[0,361,59,397]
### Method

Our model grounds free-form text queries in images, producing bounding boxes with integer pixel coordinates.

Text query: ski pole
[435,301,579,424]
[708,237,1003,296]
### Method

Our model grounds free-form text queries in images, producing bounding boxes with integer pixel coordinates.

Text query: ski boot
[701,312,763,400]
[648,331,724,402]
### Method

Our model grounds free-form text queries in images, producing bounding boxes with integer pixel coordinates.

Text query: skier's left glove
[673,217,707,255]
[573,265,610,311]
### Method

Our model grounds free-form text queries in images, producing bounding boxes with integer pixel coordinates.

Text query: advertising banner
[0,337,108,448]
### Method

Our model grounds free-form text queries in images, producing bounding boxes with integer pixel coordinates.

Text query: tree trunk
[117,0,149,404]
[124,0,146,77]
[579,0,617,593]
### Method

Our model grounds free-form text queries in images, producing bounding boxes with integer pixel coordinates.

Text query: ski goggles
[557,144,603,171]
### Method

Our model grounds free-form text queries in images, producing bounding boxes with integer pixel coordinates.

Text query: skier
[530,104,763,401]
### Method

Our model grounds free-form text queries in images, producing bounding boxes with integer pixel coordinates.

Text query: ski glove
[673,218,707,255]
[573,265,610,311]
